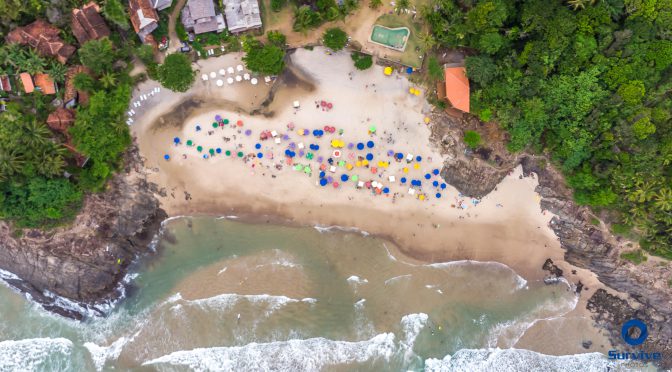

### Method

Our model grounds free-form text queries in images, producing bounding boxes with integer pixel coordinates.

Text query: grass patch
[374,13,424,68]
[590,217,600,226]
[620,250,647,265]
[611,223,631,235]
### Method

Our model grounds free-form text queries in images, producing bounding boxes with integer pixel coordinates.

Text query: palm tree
[369,0,382,9]
[0,149,25,181]
[395,0,410,14]
[48,61,68,84]
[418,32,437,53]
[567,0,596,10]
[36,150,65,177]
[100,72,117,89]
[22,48,46,75]
[628,180,657,203]
[293,6,317,34]
[654,188,672,211]
[20,120,51,149]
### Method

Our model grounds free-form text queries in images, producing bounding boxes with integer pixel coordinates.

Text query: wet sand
[131,48,613,356]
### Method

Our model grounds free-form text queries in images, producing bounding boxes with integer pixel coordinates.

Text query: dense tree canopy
[425,0,672,257]
[158,53,195,92]
[78,38,115,75]
[351,52,373,70]
[243,40,285,75]
[323,27,348,51]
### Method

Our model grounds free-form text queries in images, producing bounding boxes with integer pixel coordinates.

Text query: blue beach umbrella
[416,155,422,162]
[255,143,261,149]
[257,152,263,158]
[400,177,407,184]
[432,169,440,175]
[406,67,413,74]
[357,143,364,150]
[196,125,201,131]
[366,153,374,161]
[433,180,439,187]
[436,193,442,198]
[424,173,431,180]
[164,154,170,160]
[216,148,222,154]
[313,129,320,136]
[320,178,328,186]
[173,137,180,144]
[341,174,349,182]
[319,171,326,178]
[366,141,374,149]
[383,187,390,194]
[440,183,447,189]
[396,153,403,160]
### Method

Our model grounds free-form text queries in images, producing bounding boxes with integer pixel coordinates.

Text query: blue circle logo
[621,319,647,346]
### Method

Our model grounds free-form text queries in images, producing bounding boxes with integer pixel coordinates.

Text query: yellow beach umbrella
[384,66,393,76]
[408,88,415,94]
[346,163,353,170]
[419,194,425,201]
[362,160,369,166]
[356,160,362,167]
[424,117,430,124]
[414,163,420,170]
[414,89,421,96]
[403,167,409,173]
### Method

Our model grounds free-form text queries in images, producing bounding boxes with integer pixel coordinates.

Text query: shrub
[463,130,482,149]
[351,52,373,70]
[620,250,647,265]
[323,27,348,51]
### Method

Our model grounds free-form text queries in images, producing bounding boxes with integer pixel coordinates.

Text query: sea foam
[143,333,397,371]
[424,348,627,372]
[0,338,73,372]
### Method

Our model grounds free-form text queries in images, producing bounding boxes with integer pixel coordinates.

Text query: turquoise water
[0,217,625,371]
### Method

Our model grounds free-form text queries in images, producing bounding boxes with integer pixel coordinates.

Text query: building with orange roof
[6,20,76,64]
[34,73,57,94]
[19,73,35,93]
[442,66,470,113]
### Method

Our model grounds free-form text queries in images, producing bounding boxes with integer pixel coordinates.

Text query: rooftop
[71,2,111,44]
[222,0,262,33]
[6,20,76,64]
[34,73,56,95]
[444,67,470,113]
[19,73,34,93]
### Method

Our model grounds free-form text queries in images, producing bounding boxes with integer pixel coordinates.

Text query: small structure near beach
[181,0,226,34]
[437,65,470,114]
[71,1,111,45]
[129,0,160,42]
[222,0,262,34]
[6,20,76,64]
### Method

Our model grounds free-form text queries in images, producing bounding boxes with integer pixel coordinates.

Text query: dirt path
[167,0,188,53]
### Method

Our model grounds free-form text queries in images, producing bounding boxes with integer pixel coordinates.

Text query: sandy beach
[131,47,615,356]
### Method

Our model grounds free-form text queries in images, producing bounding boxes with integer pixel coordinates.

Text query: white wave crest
[84,337,127,371]
[143,333,397,371]
[347,275,369,286]
[313,225,369,236]
[0,338,73,372]
[424,348,627,372]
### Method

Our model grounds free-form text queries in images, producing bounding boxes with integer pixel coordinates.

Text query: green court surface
[370,25,410,51]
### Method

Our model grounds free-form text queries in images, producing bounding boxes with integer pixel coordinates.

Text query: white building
[181,0,226,34]
[222,0,262,34]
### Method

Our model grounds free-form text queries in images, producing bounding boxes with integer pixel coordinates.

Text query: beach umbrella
[424,173,431,180]
[436,193,442,198]
[196,125,201,131]
[433,180,439,187]
[209,149,215,155]
[327,176,333,183]
[366,141,374,148]
[299,150,305,157]
[414,164,420,170]
[400,177,407,184]
[243,73,250,80]
[352,175,359,182]
[215,115,222,121]
[216,79,223,87]
[440,183,447,189]
[251,78,258,85]
[227,77,234,84]
[216,148,222,154]
[416,155,422,162]
[341,174,349,182]
[406,67,413,74]
[387,150,394,156]
[225,150,231,156]
[203,154,209,159]
[197,146,203,152]
[424,117,430,124]
[219,69,226,76]
[333,182,339,188]
[227,66,235,74]
[245,129,252,136]
[210,72,216,78]
[419,194,425,201]
[369,126,376,133]
[224,119,229,124]
[258,152,263,158]
[237,151,244,157]
[237,120,244,127]
[433,169,440,175]
[235,75,242,82]
[212,122,218,128]
[396,153,403,160]
[403,167,409,173]
[306,152,314,160]
[255,143,261,149]
[186,140,193,146]
[357,143,365,150]
[319,171,326,178]
[338,160,345,167]
[366,153,374,161]
[346,163,353,170]
[201,74,209,81]
[383,187,390,193]
[384,66,392,76]
[173,137,180,144]
[164,154,170,160]
[237,64,244,72]
[320,178,328,186]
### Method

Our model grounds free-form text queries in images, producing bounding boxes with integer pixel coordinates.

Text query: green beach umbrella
[369,125,376,133]
[186,140,193,146]
[223,119,229,124]
[303,166,311,175]
[352,175,359,182]
[212,122,218,128]
[237,151,244,158]
[197,146,203,152]
[306,152,314,160]
[225,150,231,156]
[294,164,303,171]
[338,160,345,167]
[209,148,215,155]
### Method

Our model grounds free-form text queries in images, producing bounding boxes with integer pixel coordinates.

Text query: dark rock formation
[0,145,166,319]
[430,111,672,369]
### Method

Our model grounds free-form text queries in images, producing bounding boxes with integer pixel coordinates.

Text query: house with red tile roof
[72,2,111,45]
[34,73,57,95]
[19,73,35,93]
[0,75,12,92]
[442,67,470,113]
[6,20,76,64]
[129,0,160,42]
[64,65,93,108]
[47,107,76,132]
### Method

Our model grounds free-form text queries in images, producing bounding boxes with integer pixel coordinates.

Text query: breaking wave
[0,338,73,372]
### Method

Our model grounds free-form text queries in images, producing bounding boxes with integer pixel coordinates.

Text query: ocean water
[0,217,627,371]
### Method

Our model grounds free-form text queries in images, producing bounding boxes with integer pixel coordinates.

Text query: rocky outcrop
[0,145,165,319]
[431,111,672,368]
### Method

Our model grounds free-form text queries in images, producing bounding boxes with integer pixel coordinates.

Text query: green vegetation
[102,0,130,30]
[323,27,348,51]
[270,0,285,11]
[620,250,648,265]
[427,56,443,81]
[369,0,382,9]
[463,130,482,149]
[292,0,359,32]
[267,30,287,48]
[78,38,115,75]
[425,0,672,258]
[351,52,373,70]
[243,39,285,75]
[157,53,195,92]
